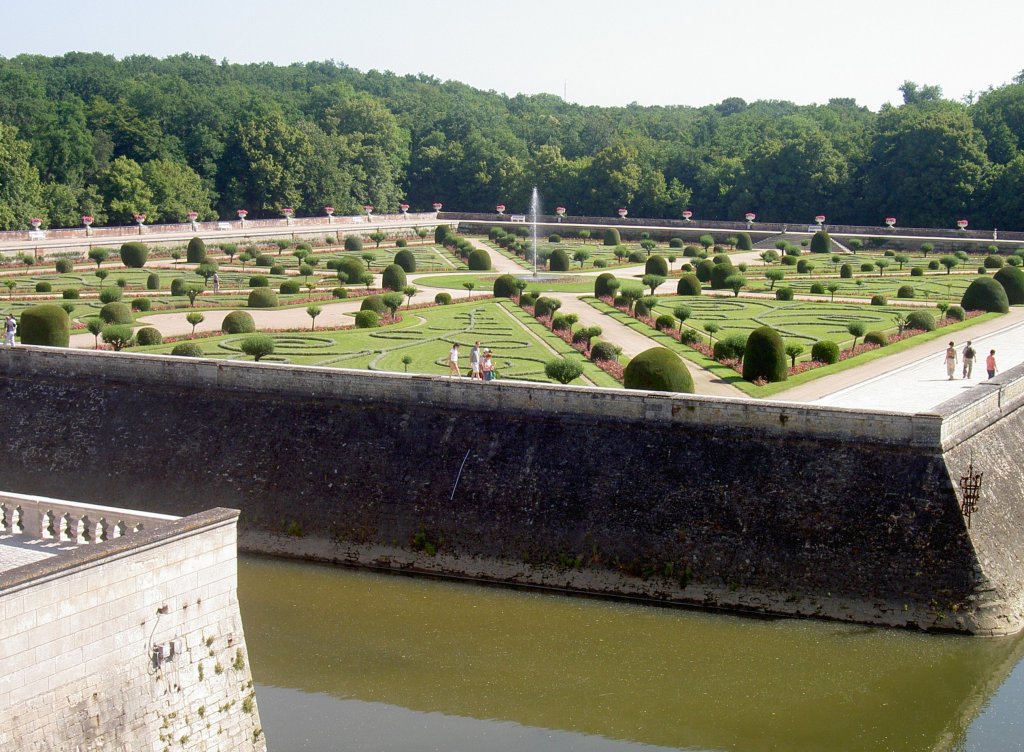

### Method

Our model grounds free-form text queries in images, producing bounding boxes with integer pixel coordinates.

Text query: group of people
[448,341,496,381]
[944,340,998,380]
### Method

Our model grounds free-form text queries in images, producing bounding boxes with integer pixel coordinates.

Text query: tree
[186,311,205,335]
[704,321,720,344]
[238,252,252,270]
[572,249,591,268]
[642,274,666,295]
[462,280,476,298]
[921,242,934,257]
[826,282,840,301]
[185,284,203,307]
[846,320,867,349]
[141,158,214,222]
[619,285,644,314]
[101,324,133,351]
[401,354,413,372]
[673,304,692,331]
[381,292,404,316]
[86,318,103,348]
[578,229,591,244]
[88,248,109,269]
[699,234,714,253]
[100,156,155,224]
[307,305,322,330]
[416,227,429,245]
[402,286,418,307]
[0,122,44,230]
[765,269,785,289]
[544,356,584,385]
[196,261,219,287]
[95,270,108,286]
[760,250,779,265]
[361,253,376,269]
[369,230,387,248]
[640,239,657,256]
[940,255,959,274]
[725,273,746,297]
[894,253,910,270]
[785,343,805,367]
[874,259,891,276]
[239,334,275,361]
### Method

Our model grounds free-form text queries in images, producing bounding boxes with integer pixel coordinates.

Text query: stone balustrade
[0,490,178,545]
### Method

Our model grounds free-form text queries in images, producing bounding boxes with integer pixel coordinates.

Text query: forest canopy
[1,52,1023,230]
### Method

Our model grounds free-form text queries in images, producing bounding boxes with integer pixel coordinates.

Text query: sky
[3,0,1022,111]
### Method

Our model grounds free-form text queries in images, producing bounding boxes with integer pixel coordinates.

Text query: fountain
[520,186,558,282]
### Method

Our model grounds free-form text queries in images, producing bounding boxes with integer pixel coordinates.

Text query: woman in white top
[448,343,460,376]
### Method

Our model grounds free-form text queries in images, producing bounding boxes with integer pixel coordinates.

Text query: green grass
[415,273,596,294]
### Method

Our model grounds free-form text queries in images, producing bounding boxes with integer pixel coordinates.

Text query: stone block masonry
[0,502,266,751]
[0,346,1022,635]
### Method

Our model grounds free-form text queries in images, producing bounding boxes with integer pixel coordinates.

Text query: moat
[239,556,1024,751]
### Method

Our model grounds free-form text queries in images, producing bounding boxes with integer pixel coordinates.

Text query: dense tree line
[1,52,1023,230]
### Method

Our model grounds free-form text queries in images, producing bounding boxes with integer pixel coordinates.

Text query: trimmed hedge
[623,347,694,393]
[906,310,936,331]
[279,279,301,295]
[55,258,73,273]
[742,326,787,382]
[594,272,618,298]
[864,331,888,347]
[669,238,684,248]
[644,255,669,276]
[946,305,966,321]
[119,242,149,268]
[871,294,887,306]
[338,257,366,284]
[249,275,269,288]
[394,249,417,273]
[810,230,832,253]
[270,264,285,276]
[135,327,162,345]
[222,310,256,334]
[776,287,794,300]
[147,273,160,290]
[897,285,915,298]
[590,341,619,362]
[910,267,924,277]
[247,288,279,308]
[811,340,840,364]
[736,232,753,251]
[354,310,379,328]
[603,228,621,246]
[549,248,570,272]
[131,298,151,312]
[171,342,204,357]
[332,287,348,299]
[809,282,825,295]
[35,281,52,293]
[677,274,702,296]
[994,266,1024,305]
[713,333,747,360]
[18,305,70,347]
[493,274,517,298]
[344,235,364,251]
[434,292,452,305]
[186,237,206,263]
[381,264,408,290]
[961,277,1009,313]
[709,263,736,290]
[98,288,122,304]
[99,302,132,324]
[839,263,853,278]
[360,294,386,313]
[62,288,79,299]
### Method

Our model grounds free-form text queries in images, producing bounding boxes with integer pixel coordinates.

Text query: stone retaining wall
[0,347,1021,634]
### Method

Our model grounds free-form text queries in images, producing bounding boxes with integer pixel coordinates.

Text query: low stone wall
[0,346,1021,634]
[0,501,265,751]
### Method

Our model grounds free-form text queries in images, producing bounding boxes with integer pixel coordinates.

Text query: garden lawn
[415,273,595,294]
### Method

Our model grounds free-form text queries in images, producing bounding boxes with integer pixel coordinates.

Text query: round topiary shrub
[810,230,832,253]
[249,275,269,288]
[910,266,924,277]
[549,248,571,272]
[776,287,794,301]
[594,272,618,298]
[906,310,936,331]
[186,237,206,264]
[279,279,301,295]
[742,326,787,383]
[683,245,701,257]
[860,263,875,273]
[628,250,646,263]
[809,282,825,295]
[961,277,1009,313]
[255,254,274,268]
[135,326,162,345]
[984,255,1004,269]
[645,255,669,276]
[434,292,452,305]
[18,304,70,346]
[677,274,702,296]
[131,298,151,312]
[994,266,1024,305]
[603,228,621,246]
[62,288,79,299]
[534,297,560,318]
[222,310,256,334]
[712,254,731,266]
[119,242,149,268]
[634,299,651,317]
[655,314,676,331]
[736,232,753,251]
[709,263,735,290]
[394,249,416,273]
[811,340,840,364]
[171,342,204,357]
[98,287,122,304]
[344,235,364,251]
[332,287,348,299]
[928,260,940,270]
[35,281,52,293]
[590,341,619,362]
[146,273,160,290]
[870,294,887,306]
[55,258,73,273]
[360,294,386,313]
[946,305,966,321]
[548,233,561,243]
[434,225,454,245]
[247,288,278,308]
[669,238,684,249]
[838,263,853,279]
[493,274,517,298]
[338,257,366,284]
[99,302,132,324]
[269,264,285,276]
[695,259,716,282]
[520,292,538,307]
[354,310,379,328]
[381,263,408,290]
[713,333,748,360]
[897,285,915,298]
[623,347,694,393]
[864,331,888,347]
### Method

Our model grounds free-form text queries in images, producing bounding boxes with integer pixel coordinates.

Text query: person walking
[481,349,496,381]
[212,272,220,294]
[470,341,482,380]
[945,342,957,380]
[3,313,16,346]
[987,350,997,379]
[962,341,976,379]
[448,343,460,376]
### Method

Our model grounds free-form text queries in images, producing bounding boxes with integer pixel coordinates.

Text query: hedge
[135,327,162,345]
[222,310,256,334]
[811,340,840,364]
[18,305,70,347]
[381,264,408,290]
[171,342,204,357]
[742,326,787,382]
[247,288,279,308]
[623,347,694,393]
[644,255,669,276]
[99,302,132,324]
[394,249,417,273]
[119,242,149,268]
[961,277,1009,313]
[186,237,206,264]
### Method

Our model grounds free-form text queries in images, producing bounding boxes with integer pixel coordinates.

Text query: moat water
[239,556,1024,751]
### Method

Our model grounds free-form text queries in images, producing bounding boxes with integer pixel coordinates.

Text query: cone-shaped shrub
[119,242,149,268]
[186,237,207,263]
[742,326,787,382]
[222,311,256,334]
[644,255,669,276]
[810,230,832,253]
[994,266,1024,305]
[394,249,417,273]
[493,274,517,298]
[677,274,702,296]
[623,347,694,393]
[381,264,407,290]
[18,305,70,347]
[961,277,1009,312]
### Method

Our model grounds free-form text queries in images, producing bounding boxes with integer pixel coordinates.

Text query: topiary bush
[434,225,454,245]
[99,302,132,324]
[603,228,621,246]
[62,288,79,299]
[360,294,386,313]
[98,287,122,304]
[171,342,204,357]
[354,310,379,328]
[984,255,1004,269]
[186,237,206,264]
[131,298,151,312]
[897,285,915,298]
[170,277,189,296]
[35,281,52,293]
[270,264,285,276]
[736,232,753,251]
[713,333,748,360]
[332,287,348,299]
[590,341,620,362]
[381,263,408,290]
[55,258,73,273]
[906,310,936,331]
[928,260,940,270]
[810,231,832,253]
[135,326,162,345]
[839,263,853,278]
[394,249,417,273]
[669,237,684,249]
[18,305,70,346]
[520,292,538,307]
[146,273,160,290]
[493,274,517,298]
[695,259,716,282]
[628,250,646,263]
[279,279,301,295]
[534,297,561,318]
[338,257,366,284]
[119,242,149,268]
[676,274,702,296]
[594,272,618,298]
[344,235,364,251]
[548,233,561,243]
[434,292,452,305]
[623,347,694,393]
[910,266,924,277]
[946,305,966,321]
[809,282,825,295]
[811,340,840,364]
[742,326,787,382]
[961,277,1009,312]
[709,263,736,290]
[548,248,570,272]
[655,314,676,331]
[249,275,269,288]
[870,294,887,306]
[645,255,669,276]
[994,266,1024,305]
[776,287,794,301]
[255,254,274,268]
[247,288,279,308]
[222,310,256,334]
[864,331,888,347]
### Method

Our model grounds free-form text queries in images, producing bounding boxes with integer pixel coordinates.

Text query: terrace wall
[0,346,1020,634]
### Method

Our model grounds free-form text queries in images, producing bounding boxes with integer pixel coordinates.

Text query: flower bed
[519,300,623,382]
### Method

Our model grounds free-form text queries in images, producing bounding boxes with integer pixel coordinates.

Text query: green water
[239,556,1024,751]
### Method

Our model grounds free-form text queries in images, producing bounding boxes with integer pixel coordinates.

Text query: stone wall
[0,346,1021,634]
[0,502,266,751]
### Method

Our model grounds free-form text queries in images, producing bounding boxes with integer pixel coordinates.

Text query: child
[987,350,997,379]
[481,349,495,381]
